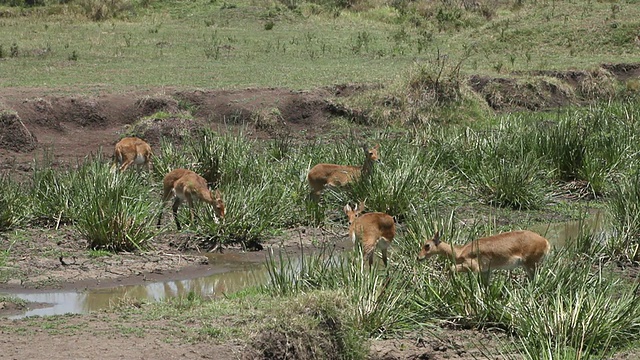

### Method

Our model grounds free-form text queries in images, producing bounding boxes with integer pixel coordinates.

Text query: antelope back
[308,144,381,190]
[458,230,550,262]
[348,211,395,245]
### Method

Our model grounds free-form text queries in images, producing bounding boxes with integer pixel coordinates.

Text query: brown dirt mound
[0,111,37,152]
[601,62,640,81]
[0,86,351,170]
[0,64,638,168]
[469,75,574,111]
[470,62,639,111]
[127,111,206,148]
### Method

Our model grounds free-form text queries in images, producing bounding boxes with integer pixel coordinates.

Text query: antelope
[307,144,380,201]
[157,168,225,230]
[417,230,551,282]
[344,202,396,270]
[113,136,152,173]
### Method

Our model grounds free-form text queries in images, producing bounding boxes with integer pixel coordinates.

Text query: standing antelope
[113,136,153,173]
[344,203,396,270]
[417,230,551,282]
[157,169,225,230]
[307,144,380,201]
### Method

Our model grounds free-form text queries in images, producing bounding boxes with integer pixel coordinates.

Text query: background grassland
[0,0,638,90]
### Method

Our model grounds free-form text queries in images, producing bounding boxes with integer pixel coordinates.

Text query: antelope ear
[357,201,366,213]
[374,144,380,150]
[433,231,441,245]
[362,144,369,152]
[344,204,352,214]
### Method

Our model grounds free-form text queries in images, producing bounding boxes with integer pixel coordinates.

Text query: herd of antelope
[114,136,551,281]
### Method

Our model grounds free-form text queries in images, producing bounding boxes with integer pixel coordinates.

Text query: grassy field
[0,0,639,90]
[2,0,640,359]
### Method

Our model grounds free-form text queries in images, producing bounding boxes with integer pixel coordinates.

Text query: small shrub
[68,50,78,61]
[9,42,18,57]
[248,291,368,360]
[77,0,133,21]
[578,68,617,100]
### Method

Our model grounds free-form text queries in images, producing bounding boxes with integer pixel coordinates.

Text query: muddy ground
[1,64,640,359]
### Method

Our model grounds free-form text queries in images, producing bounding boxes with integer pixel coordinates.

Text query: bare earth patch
[0,312,247,360]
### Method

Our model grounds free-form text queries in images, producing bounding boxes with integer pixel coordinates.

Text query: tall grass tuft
[329,143,451,220]
[607,170,640,260]
[263,245,412,336]
[464,152,550,210]
[454,124,551,210]
[507,246,640,359]
[73,157,159,251]
[150,139,192,183]
[0,174,30,230]
[29,155,78,227]
[187,129,223,188]
[196,179,297,249]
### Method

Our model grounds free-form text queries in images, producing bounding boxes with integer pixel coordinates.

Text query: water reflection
[531,210,606,247]
[3,263,269,320]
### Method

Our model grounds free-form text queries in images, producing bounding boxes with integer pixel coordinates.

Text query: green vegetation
[4,100,637,252]
[1,0,640,359]
[0,295,27,308]
[2,100,640,358]
[259,228,640,358]
[0,0,638,90]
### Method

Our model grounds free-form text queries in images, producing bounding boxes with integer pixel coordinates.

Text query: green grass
[0,0,638,90]
[2,100,639,253]
[0,295,27,307]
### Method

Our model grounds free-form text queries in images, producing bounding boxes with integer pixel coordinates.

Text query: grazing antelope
[307,144,380,201]
[157,169,225,230]
[417,230,551,282]
[344,203,396,270]
[113,136,152,173]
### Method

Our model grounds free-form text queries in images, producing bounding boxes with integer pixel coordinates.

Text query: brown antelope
[157,169,225,230]
[113,136,152,173]
[307,144,380,200]
[344,203,396,270]
[417,230,551,282]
